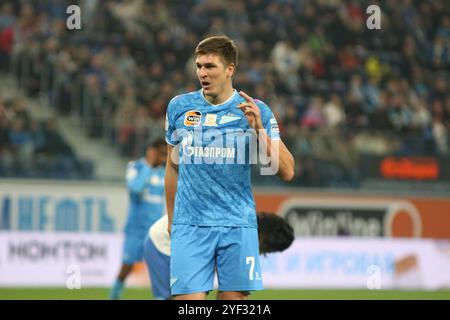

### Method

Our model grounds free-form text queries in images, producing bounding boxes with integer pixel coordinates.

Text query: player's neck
[203,85,235,106]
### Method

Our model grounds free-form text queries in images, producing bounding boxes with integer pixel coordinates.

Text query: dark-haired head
[145,137,167,167]
[195,35,238,69]
[257,212,294,255]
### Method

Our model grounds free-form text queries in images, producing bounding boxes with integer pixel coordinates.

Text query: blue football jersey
[124,159,165,234]
[165,89,280,227]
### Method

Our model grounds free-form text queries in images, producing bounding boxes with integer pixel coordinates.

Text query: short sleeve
[165,97,181,146]
[258,101,281,141]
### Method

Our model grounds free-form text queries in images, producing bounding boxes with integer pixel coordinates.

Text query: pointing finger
[239,91,254,103]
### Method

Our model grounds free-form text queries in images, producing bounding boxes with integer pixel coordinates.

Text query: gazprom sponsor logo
[171,127,279,174]
[180,129,238,162]
[184,146,235,158]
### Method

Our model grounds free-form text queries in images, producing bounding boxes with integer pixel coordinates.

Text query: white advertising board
[1,233,450,289]
[261,238,450,290]
[0,232,123,287]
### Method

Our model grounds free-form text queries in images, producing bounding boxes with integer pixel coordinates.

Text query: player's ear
[227,63,235,78]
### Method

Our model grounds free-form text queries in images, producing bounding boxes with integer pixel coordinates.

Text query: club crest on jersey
[184,110,202,127]
[203,114,217,126]
[219,114,241,125]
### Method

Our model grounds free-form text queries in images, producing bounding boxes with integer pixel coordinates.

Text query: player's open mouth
[201,81,211,89]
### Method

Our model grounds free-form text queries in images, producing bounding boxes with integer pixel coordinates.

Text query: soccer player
[165,35,295,300]
[143,212,295,300]
[110,138,167,300]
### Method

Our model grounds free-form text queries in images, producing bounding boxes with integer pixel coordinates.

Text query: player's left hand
[238,91,263,131]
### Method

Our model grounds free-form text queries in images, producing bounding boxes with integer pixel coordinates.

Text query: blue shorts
[143,237,171,300]
[122,232,146,264]
[170,225,263,295]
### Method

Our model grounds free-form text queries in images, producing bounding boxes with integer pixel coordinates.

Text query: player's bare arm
[238,91,295,182]
[165,144,179,235]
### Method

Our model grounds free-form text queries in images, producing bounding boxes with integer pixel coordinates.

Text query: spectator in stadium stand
[164,35,295,300]
[110,138,167,300]
[8,117,32,175]
[1,0,449,183]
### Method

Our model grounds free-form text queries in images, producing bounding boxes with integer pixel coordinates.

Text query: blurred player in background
[165,35,295,300]
[143,212,295,300]
[110,138,167,300]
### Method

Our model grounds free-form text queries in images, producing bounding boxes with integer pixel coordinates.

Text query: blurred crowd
[0,0,449,186]
[0,95,93,178]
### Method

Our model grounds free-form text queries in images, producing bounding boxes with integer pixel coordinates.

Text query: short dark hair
[257,212,295,255]
[195,35,238,67]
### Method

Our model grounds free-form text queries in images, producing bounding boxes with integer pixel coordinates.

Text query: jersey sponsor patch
[184,110,202,127]
[270,117,280,132]
[203,114,217,126]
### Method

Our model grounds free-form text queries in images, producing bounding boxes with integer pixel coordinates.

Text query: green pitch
[1,288,450,300]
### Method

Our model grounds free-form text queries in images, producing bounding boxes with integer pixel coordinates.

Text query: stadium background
[1,0,450,299]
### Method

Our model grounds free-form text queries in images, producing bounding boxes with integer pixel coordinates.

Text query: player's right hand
[238,91,263,131]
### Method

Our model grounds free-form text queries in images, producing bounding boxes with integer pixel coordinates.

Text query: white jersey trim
[200,89,237,107]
